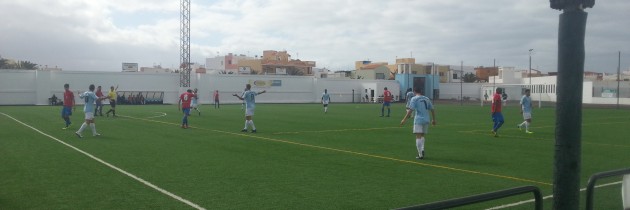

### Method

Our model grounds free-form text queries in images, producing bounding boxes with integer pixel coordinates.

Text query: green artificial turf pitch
[1,103,629,209]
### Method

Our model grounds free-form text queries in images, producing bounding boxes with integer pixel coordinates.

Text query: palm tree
[463,72,478,83]
[0,58,9,69]
[19,61,38,70]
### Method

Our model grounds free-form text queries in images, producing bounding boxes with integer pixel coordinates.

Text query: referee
[105,85,118,117]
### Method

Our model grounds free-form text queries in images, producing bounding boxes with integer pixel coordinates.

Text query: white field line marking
[486,181,623,209]
[0,112,205,210]
[146,112,167,119]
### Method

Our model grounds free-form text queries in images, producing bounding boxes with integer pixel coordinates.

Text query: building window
[228,60,232,65]
[376,73,385,80]
[453,73,458,79]
[439,72,445,76]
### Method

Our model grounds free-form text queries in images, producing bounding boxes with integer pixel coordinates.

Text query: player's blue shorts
[383,101,391,106]
[182,108,191,116]
[61,106,72,117]
[492,112,504,122]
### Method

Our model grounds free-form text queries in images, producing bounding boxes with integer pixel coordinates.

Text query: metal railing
[585,167,630,210]
[394,185,543,210]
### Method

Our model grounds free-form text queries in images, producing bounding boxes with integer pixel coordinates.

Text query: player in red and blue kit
[491,88,505,137]
[61,84,75,129]
[178,89,195,129]
[380,87,393,117]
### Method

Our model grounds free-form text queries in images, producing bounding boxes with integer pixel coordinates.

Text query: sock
[387,108,391,116]
[249,120,256,130]
[416,138,424,157]
[519,121,526,127]
[244,120,249,129]
[89,123,97,135]
[78,122,87,133]
[324,107,328,112]
[183,116,188,126]
[525,122,530,131]
[497,121,504,131]
[64,118,70,127]
[112,110,116,116]
[381,107,384,116]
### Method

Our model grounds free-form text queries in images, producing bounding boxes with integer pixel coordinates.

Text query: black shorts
[110,100,117,108]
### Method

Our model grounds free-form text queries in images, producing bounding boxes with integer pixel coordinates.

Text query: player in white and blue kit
[75,84,105,138]
[233,84,266,133]
[405,88,414,110]
[321,89,331,113]
[517,89,533,134]
[191,88,201,116]
[400,87,437,160]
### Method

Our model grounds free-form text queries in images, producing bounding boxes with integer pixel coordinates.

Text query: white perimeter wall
[439,83,484,101]
[3,70,627,105]
[0,70,400,105]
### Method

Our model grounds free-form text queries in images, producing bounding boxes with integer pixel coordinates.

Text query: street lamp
[529,49,533,84]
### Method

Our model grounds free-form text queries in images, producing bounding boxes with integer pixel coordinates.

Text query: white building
[205,53,255,74]
[446,65,475,83]
[313,68,349,79]
[489,67,523,84]
[140,65,173,73]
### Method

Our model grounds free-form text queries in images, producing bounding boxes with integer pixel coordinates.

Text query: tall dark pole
[529,49,533,84]
[617,51,621,109]
[550,0,594,209]
[179,0,191,87]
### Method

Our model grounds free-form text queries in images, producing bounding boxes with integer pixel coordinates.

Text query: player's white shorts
[245,108,255,116]
[84,112,94,120]
[523,112,532,120]
[322,100,329,106]
[413,124,429,134]
[191,102,199,108]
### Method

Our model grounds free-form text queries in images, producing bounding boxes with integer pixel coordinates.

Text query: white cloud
[0,0,629,73]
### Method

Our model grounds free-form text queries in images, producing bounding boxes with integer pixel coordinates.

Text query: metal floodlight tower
[549,0,594,209]
[180,0,191,87]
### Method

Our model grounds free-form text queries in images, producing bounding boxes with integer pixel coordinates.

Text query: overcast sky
[1,0,629,73]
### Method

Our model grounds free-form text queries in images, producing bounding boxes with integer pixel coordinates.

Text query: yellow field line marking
[119,114,552,186]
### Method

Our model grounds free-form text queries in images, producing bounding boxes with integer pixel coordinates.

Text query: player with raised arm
[400,87,436,160]
[517,89,534,134]
[233,84,266,133]
[75,84,106,138]
[61,84,75,129]
[178,89,195,129]
[105,85,118,117]
[321,89,331,113]
[191,88,201,116]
